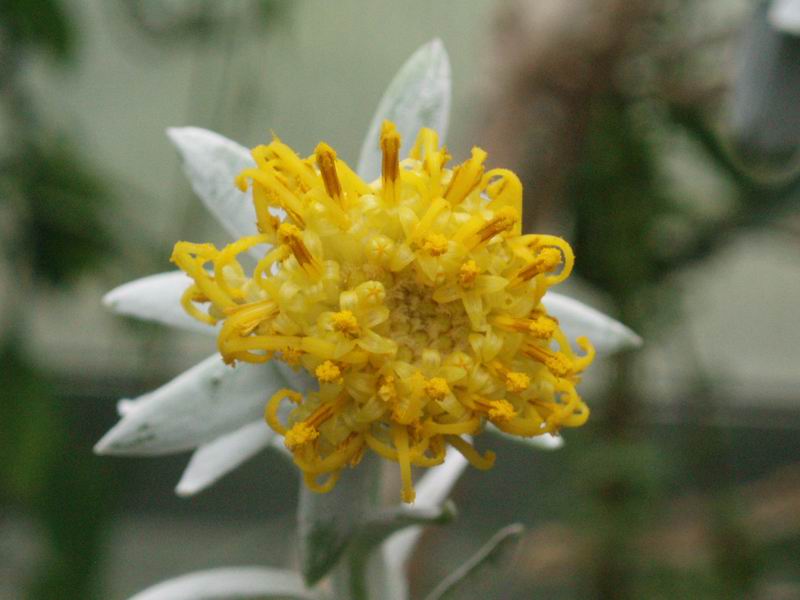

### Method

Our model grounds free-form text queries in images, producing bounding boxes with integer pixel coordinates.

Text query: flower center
[385,274,471,362]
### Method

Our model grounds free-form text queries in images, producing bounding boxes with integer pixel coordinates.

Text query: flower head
[171,120,595,502]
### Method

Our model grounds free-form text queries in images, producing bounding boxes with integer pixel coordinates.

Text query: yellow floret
[487,399,517,422]
[458,260,480,287]
[331,310,360,337]
[505,371,530,393]
[421,233,449,256]
[424,377,451,401]
[285,422,319,449]
[315,360,342,383]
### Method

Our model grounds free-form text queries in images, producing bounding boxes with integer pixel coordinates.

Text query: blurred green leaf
[0,340,61,502]
[8,138,115,286]
[0,0,74,60]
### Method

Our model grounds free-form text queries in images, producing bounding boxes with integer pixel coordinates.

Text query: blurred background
[1,0,799,598]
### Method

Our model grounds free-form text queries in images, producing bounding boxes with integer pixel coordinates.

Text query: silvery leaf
[127,566,323,600]
[175,420,279,497]
[167,127,260,241]
[103,271,218,335]
[542,292,642,355]
[95,355,313,455]
[357,39,451,181]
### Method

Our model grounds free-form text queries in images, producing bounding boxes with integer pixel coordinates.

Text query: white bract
[97,39,641,600]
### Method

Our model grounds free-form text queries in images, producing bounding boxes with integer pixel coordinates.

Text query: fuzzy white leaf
[103,271,218,335]
[167,127,260,240]
[95,355,314,456]
[175,420,278,497]
[128,566,322,600]
[357,39,451,181]
[770,0,800,35]
[542,292,642,355]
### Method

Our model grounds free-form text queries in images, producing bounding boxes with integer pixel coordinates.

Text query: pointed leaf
[423,524,525,600]
[127,566,322,600]
[176,420,279,497]
[95,355,314,455]
[167,127,261,240]
[542,292,642,355]
[103,271,218,334]
[357,39,451,181]
[487,425,564,450]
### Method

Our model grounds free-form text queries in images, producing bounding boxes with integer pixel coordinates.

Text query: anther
[278,223,321,277]
[444,147,487,204]
[511,247,562,286]
[315,142,344,205]
[381,121,401,203]
[523,344,572,377]
[470,207,517,248]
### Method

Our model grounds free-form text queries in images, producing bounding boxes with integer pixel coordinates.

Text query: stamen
[473,207,518,246]
[523,343,573,377]
[381,121,401,204]
[491,313,557,339]
[444,147,487,204]
[278,223,321,277]
[509,247,562,287]
[315,142,344,206]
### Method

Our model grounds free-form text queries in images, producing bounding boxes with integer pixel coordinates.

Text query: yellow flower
[171,121,594,503]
